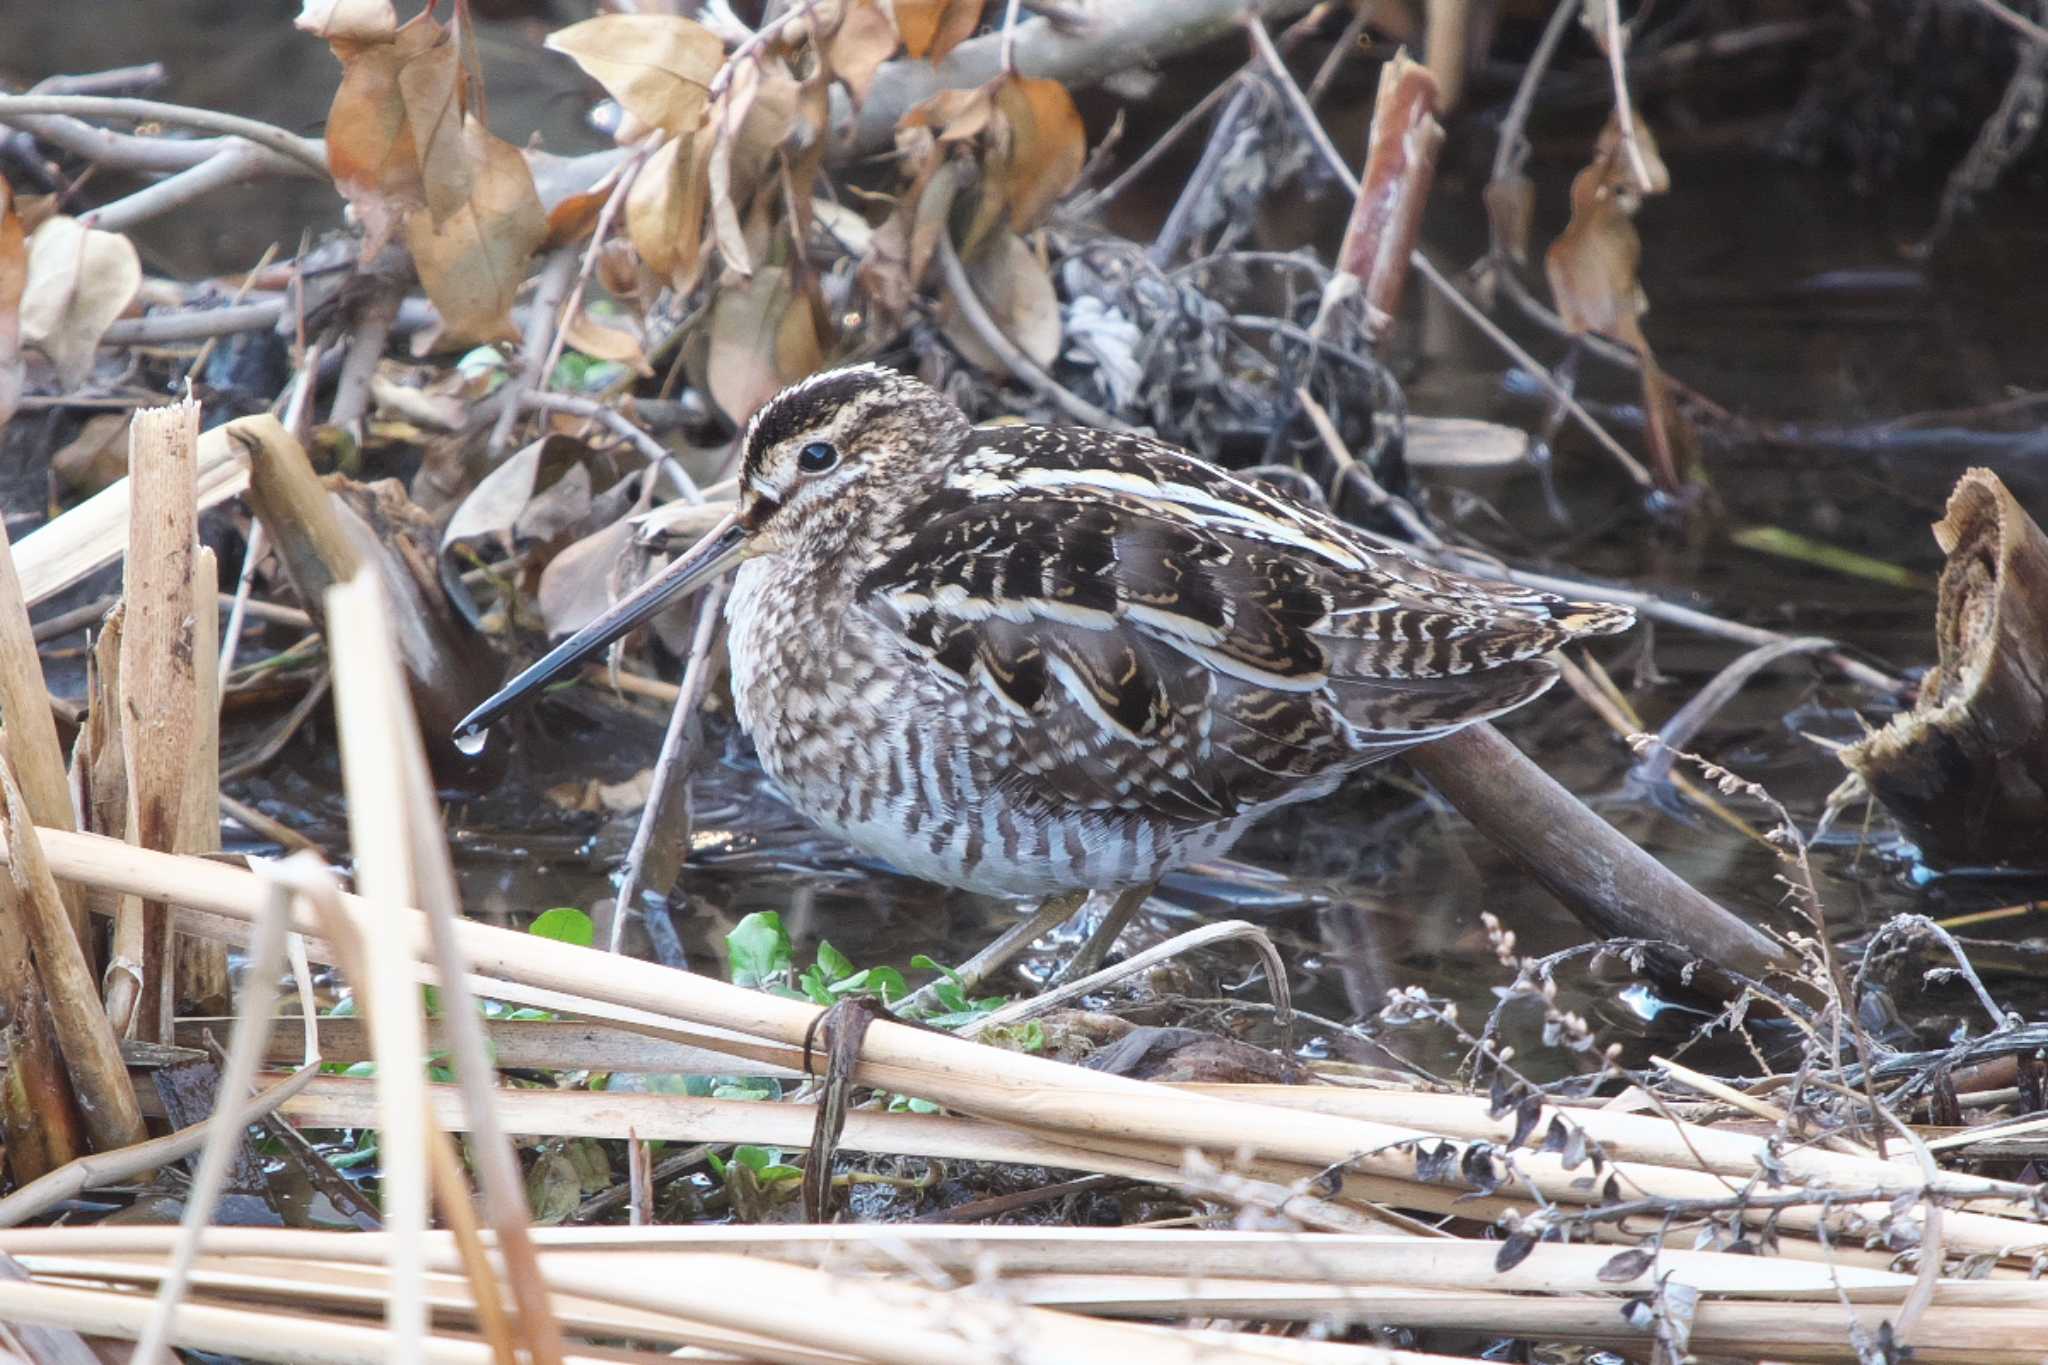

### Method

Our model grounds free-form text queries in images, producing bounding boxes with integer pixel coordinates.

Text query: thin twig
[609,578,730,959]
[0,96,327,174]
[518,391,703,501]
[1966,0,2048,47]
[1000,0,1027,74]
[1490,0,1579,187]
[1599,0,1654,193]
[968,920,1292,1035]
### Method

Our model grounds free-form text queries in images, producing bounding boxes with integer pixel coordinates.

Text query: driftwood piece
[1406,723,1792,985]
[239,423,502,779]
[1841,469,2048,867]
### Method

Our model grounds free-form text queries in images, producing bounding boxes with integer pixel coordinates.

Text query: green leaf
[529,906,596,948]
[814,940,856,983]
[727,912,793,989]
[797,964,836,1006]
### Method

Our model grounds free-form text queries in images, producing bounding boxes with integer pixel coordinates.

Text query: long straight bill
[452,511,747,745]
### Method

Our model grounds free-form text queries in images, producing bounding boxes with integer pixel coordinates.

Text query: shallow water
[409,146,2048,1079]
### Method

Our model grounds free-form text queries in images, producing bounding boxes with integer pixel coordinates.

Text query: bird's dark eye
[796,441,839,473]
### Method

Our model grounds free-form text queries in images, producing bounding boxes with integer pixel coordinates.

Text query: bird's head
[451,364,965,745]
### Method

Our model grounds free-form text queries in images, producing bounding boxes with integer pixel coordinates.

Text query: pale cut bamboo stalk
[0,520,85,943]
[264,1073,1395,1233]
[112,397,200,1043]
[0,1278,650,1365]
[30,1222,2045,1310]
[18,826,2048,1265]
[323,577,430,1362]
[172,546,227,1014]
[327,571,564,1365]
[19,1252,863,1365]
[0,763,143,1152]
[13,415,259,609]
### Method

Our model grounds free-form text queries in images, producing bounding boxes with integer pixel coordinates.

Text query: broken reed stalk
[109,397,202,1045]
[1326,49,1442,347]
[173,547,228,1015]
[1842,467,2048,867]
[1405,722,1793,983]
[0,521,86,945]
[325,573,564,1365]
[0,851,87,1182]
[241,423,500,774]
[0,764,144,1154]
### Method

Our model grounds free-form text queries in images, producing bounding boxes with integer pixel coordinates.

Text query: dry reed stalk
[0,520,85,943]
[324,577,431,1359]
[110,397,201,1043]
[173,1013,808,1078]
[173,546,227,1014]
[0,762,143,1153]
[13,414,260,609]
[0,853,86,1181]
[18,824,2048,1266]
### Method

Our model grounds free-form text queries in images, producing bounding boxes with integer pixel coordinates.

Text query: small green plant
[705,1144,802,1186]
[528,905,596,948]
[723,911,1013,1026]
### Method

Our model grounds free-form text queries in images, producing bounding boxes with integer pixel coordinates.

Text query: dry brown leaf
[0,177,23,434]
[895,0,983,63]
[1544,111,1682,489]
[50,412,130,496]
[317,8,448,257]
[395,18,470,227]
[989,74,1084,234]
[941,230,1059,372]
[1484,173,1534,266]
[826,0,899,107]
[704,61,797,279]
[563,308,653,376]
[404,114,545,344]
[706,265,820,424]
[19,216,141,388]
[294,0,397,42]
[902,84,994,144]
[545,14,725,141]
[627,126,714,294]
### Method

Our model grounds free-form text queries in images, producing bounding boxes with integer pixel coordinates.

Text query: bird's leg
[900,889,1087,1014]
[1048,881,1157,986]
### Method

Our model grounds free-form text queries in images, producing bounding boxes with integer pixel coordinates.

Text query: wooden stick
[1405,722,1793,982]
[1328,49,1442,346]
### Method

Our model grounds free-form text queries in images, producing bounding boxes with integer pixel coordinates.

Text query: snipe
[458,365,1632,977]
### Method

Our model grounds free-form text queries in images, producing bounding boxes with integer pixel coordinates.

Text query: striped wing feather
[856,426,1629,827]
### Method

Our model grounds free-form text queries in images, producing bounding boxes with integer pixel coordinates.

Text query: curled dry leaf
[705,264,824,424]
[19,216,141,389]
[0,178,22,433]
[395,18,471,227]
[404,114,545,345]
[941,230,1061,372]
[316,7,440,256]
[562,307,653,376]
[989,75,1085,234]
[625,130,711,293]
[50,411,131,496]
[826,0,899,108]
[294,0,397,42]
[895,0,984,63]
[545,14,725,141]
[704,60,799,279]
[1544,109,1682,489]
